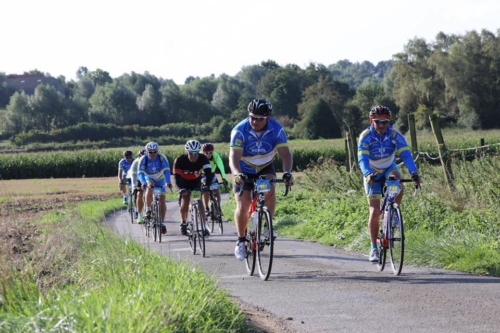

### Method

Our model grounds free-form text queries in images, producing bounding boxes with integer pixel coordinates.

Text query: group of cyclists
[117,99,420,262]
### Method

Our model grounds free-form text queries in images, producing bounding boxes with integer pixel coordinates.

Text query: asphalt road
[106,194,500,333]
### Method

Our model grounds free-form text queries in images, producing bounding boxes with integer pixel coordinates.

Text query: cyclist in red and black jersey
[173,140,213,236]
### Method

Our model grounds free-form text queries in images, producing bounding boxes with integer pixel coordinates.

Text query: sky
[1,0,499,85]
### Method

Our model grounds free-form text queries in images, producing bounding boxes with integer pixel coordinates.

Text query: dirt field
[0,177,119,216]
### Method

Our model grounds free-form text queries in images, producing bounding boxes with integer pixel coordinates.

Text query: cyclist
[118,150,134,205]
[173,140,213,237]
[127,149,146,223]
[138,142,173,234]
[200,142,229,217]
[229,98,293,261]
[358,105,420,263]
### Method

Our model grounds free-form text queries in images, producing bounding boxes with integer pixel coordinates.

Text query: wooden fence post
[408,114,419,166]
[348,128,359,171]
[344,137,350,172]
[429,114,455,190]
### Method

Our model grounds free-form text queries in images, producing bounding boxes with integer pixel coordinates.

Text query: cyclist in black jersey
[173,140,213,236]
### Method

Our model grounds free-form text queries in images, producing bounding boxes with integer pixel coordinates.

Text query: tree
[181,76,218,102]
[5,92,32,133]
[294,98,340,139]
[76,66,89,80]
[85,69,113,86]
[89,82,137,125]
[29,84,66,131]
[211,75,244,117]
[137,84,161,125]
[257,64,308,119]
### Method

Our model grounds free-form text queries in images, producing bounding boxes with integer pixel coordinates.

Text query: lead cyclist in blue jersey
[358,105,421,263]
[229,98,293,261]
[138,141,173,234]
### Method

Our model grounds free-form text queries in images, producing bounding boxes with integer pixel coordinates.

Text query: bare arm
[277,146,293,173]
[229,148,243,175]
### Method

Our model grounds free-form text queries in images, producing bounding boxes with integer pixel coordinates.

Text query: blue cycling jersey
[118,158,134,178]
[138,153,171,184]
[230,117,288,174]
[357,125,417,177]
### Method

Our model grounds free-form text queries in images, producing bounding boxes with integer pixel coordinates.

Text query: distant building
[5,74,66,96]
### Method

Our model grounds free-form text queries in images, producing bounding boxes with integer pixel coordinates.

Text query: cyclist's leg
[233,179,252,238]
[365,172,383,262]
[136,181,144,215]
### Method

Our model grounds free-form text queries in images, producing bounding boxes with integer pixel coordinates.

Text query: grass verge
[0,199,248,332]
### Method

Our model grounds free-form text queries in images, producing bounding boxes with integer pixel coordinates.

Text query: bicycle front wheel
[256,207,274,281]
[194,203,205,257]
[389,206,404,275]
[245,228,256,276]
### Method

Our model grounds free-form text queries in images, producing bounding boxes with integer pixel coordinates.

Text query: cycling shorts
[364,164,401,199]
[146,178,167,194]
[233,164,276,193]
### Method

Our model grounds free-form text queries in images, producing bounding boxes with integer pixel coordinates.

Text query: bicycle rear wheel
[188,224,196,254]
[156,201,163,243]
[194,203,206,257]
[389,206,404,275]
[153,209,159,243]
[256,207,274,281]
[376,212,388,271]
[128,191,134,223]
[213,199,223,234]
[208,201,215,233]
[245,228,256,276]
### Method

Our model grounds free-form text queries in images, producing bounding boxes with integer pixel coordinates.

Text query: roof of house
[5,74,66,96]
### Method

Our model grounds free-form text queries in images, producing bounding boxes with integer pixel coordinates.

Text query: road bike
[144,186,165,243]
[374,176,419,275]
[242,176,290,281]
[179,188,210,257]
[127,185,138,224]
[206,181,226,234]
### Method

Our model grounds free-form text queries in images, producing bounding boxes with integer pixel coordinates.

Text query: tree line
[1,28,499,144]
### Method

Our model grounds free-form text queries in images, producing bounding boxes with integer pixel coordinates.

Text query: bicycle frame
[241,175,290,281]
[179,188,208,257]
[372,176,418,275]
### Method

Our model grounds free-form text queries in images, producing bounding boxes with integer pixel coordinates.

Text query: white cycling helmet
[185,140,201,152]
[145,141,159,152]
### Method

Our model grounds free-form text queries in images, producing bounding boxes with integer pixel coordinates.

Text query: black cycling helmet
[137,149,146,157]
[369,105,391,118]
[202,142,214,152]
[247,99,272,116]
[123,150,133,157]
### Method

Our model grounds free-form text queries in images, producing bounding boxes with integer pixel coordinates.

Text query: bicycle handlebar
[369,177,419,197]
[238,177,291,197]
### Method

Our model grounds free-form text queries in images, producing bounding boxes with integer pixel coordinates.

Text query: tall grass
[0,200,247,332]
[230,156,500,276]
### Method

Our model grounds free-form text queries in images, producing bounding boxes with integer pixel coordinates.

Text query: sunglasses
[374,120,389,125]
[125,156,132,159]
[188,151,199,156]
[148,151,158,154]
[249,116,267,122]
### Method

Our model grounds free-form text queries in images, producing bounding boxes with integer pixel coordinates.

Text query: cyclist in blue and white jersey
[358,105,420,263]
[229,98,293,260]
[118,150,134,205]
[127,149,146,223]
[138,142,173,234]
